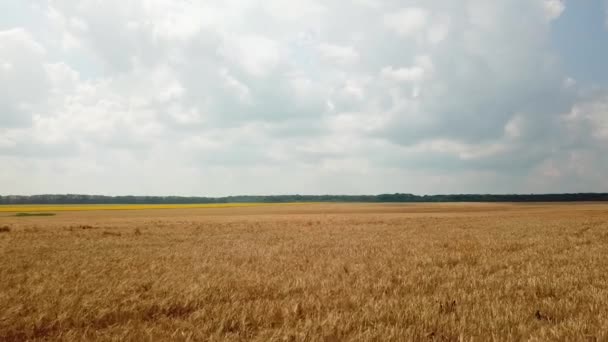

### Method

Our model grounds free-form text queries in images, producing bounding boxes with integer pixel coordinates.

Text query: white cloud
[219,68,252,104]
[0,0,606,195]
[318,43,359,65]
[384,8,429,37]
[353,0,382,9]
[542,0,565,21]
[219,34,280,77]
[427,20,450,44]
[263,0,325,20]
[0,28,49,127]
[381,56,433,83]
[504,115,524,139]
[562,95,608,142]
[381,66,425,82]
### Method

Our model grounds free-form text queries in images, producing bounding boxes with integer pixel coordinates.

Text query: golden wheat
[0,202,304,213]
[1,203,607,341]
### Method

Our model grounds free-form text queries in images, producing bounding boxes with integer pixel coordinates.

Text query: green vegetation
[15,212,56,217]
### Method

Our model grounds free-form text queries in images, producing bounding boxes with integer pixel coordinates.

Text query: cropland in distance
[0,202,299,213]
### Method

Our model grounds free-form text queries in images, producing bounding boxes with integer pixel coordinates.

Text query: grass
[0,203,607,340]
[14,213,56,217]
[0,203,303,213]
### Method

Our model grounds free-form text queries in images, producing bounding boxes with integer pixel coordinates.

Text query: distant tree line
[1,193,608,205]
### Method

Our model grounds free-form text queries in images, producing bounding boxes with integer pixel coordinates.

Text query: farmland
[1,203,608,341]
[0,203,294,213]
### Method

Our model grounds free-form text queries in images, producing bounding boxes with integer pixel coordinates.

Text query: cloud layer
[1,0,607,195]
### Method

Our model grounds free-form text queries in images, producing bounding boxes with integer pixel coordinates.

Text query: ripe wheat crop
[0,202,299,213]
[1,203,607,341]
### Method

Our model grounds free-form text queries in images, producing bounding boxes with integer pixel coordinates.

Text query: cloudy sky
[1,0,608,196]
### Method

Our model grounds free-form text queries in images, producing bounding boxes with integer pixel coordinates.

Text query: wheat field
[0,203,293,213]
[1,203,607,341]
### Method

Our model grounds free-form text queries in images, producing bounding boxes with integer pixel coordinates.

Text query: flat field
[1,203,607,341]
[0,203,290,213]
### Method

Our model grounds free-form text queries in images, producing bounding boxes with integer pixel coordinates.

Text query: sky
[1,0,608,196]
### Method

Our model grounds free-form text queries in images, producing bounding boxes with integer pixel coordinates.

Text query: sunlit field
[1,203,608,341]
[0,203,299,213]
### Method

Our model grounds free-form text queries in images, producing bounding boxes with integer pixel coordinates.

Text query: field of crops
[1,203,608,341]
[0,202,295,213]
